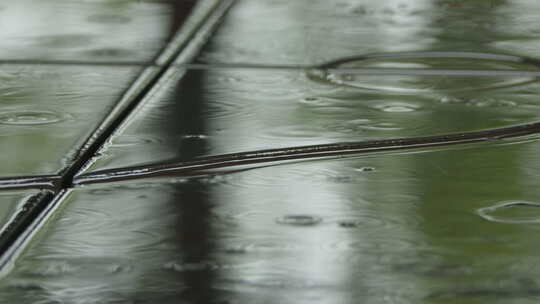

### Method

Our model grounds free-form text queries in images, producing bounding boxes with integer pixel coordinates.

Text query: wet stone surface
[2,0,540,303]
[0,65,141,177]
[197,0,540,65]
[0,190,44,238]
[5,142,540,303]
[0,0,171,62]
[83,66,540,173]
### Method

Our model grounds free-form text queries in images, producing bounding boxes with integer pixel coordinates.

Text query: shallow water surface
[0,65,141,177]
[81,65,540,174]
[0,0,170,62]
[2,0,540,303]
[198,0,540,65]
[5,142,540,303]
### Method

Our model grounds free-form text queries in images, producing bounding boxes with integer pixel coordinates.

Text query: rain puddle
[6,142,540,303]
[3,0,540,303]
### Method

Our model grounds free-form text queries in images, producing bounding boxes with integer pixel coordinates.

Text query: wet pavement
[3,0,540,303]
[0,189,44,239]
[0,0,171,63]
[0,65,141,178]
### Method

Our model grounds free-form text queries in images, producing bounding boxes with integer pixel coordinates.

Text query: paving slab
[0,0,171,62]
[0,64,142,179]
[197,0,540,65]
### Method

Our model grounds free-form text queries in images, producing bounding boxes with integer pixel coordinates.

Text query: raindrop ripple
[477,201,540,223]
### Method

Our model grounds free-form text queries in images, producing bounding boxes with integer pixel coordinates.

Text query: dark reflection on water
[174,68,209,161]
[167,56,218,302]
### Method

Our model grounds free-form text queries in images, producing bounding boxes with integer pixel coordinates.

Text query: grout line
[2,60,540,78]
[75,121,540,185]
[0,59,151,66]
[0,175,60,191]
[59,0,235,189]
[0,190,69,277]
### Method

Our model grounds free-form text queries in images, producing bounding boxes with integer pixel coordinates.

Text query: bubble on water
[477,201,540,223]
[0,110,69,125]
[276,215,322,226]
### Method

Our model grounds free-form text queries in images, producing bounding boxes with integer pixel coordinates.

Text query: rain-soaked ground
[3,0,540,303]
